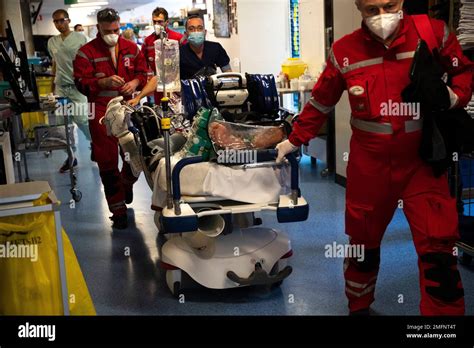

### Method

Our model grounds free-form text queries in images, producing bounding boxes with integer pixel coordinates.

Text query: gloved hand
[447,86,459,109]
[276,139,298,163]
[101,96,128,137]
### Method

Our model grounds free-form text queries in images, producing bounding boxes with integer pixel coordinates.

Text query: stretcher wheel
[320,168,329,178]
[44,151,51,158]
[460,252,472,266]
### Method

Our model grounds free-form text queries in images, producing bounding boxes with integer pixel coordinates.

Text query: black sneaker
[125,188,133,205]
[110,214,128,230]
[59,158,78,173]
[349,308,370,316]
[90,143,95,162]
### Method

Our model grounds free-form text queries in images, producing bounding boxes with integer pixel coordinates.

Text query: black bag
[402,38,474,177]
[245,73,280,118]
[403,15,474,176]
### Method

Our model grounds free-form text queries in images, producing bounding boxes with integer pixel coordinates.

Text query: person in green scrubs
[48,9,91,173]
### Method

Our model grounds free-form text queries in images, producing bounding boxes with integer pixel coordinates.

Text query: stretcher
[154,150,308,293]
[103,72,309,296]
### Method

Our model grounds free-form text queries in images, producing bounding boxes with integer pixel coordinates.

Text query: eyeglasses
[53,18,69,24]
[97,8,120,22]
[153,20,165,25]
[187,26,204,32]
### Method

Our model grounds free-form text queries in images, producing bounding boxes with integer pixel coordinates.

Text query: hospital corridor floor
[25,133,474,315]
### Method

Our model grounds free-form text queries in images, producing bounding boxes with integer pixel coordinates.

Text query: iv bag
[154,38,180,93]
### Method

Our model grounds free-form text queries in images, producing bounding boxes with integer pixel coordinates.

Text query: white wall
[0,0,25,46]
[32,18,56,36]
[299,0,325,76]
[32,9,98,36]
[238,0,290,75]
[334,2,362,179]
[204,0,240,71]
[120,1,191,23]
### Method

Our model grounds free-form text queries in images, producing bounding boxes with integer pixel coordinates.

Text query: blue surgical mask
[188,31,205,46]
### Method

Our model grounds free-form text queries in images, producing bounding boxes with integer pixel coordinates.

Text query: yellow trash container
[36,76,54,97]
[281,58,308,80]
[21,77,54,138]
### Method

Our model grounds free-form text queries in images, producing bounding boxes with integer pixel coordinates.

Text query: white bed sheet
[152,156,291,208]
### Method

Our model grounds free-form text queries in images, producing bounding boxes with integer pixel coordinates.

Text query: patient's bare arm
[209,122,286,150]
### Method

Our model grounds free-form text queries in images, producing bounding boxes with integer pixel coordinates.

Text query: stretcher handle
[172,156,204,204]
[286,153,300,196]
[260,149,300,194]
[171,151,300,208]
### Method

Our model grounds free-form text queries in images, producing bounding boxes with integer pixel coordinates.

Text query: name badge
[349,85,365,96]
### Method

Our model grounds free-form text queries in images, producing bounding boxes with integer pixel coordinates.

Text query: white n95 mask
[103,33,119,46]
[365,10,402,40]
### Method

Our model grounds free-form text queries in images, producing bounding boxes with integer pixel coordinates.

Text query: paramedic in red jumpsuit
[277,0,473,315]
[74,8,148,229]
[141,6,185,104]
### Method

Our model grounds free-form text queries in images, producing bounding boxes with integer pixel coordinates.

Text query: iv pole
[157,26,174,210]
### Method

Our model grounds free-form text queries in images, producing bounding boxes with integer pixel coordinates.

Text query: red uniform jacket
[73,35,148,108]
[289,14,473,147]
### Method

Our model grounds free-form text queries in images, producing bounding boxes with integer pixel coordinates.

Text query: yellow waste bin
[21,112,48,139]
[36,76,54,97]
[21,77,54,138]
[281,58,308,80]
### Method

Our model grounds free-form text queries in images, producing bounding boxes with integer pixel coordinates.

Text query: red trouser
[89,105,138,216]
[344,124,464,315]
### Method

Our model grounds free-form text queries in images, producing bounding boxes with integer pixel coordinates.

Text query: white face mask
[154,24,164,36]
[364,10,402,40]
[102,33,119,46]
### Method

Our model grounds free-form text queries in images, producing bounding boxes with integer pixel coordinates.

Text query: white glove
[447,86,459,109]
[276,139,298,163]
[106,96,124,110]
[102,96,129,137]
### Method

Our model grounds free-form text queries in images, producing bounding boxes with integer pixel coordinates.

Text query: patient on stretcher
[102,98,293,209]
